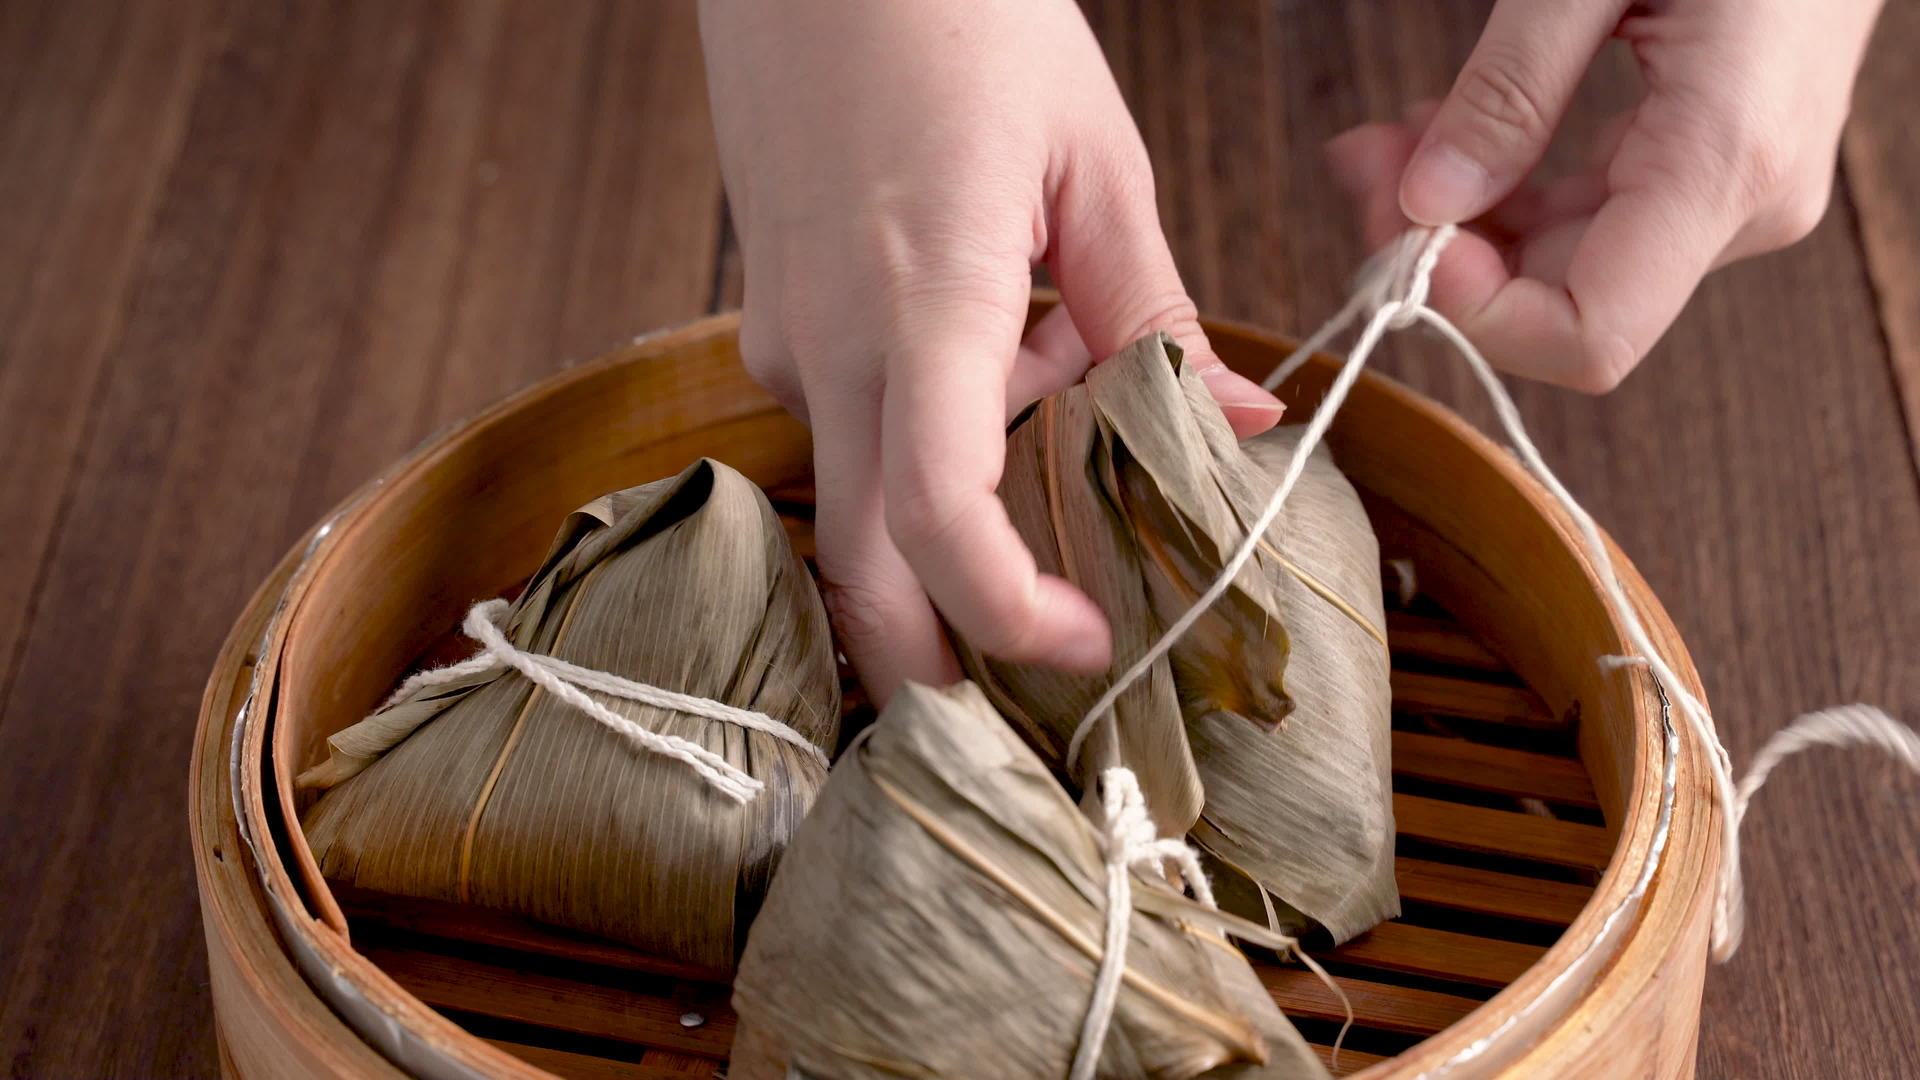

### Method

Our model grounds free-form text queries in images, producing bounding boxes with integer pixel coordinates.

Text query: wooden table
[2,2,1913,1076]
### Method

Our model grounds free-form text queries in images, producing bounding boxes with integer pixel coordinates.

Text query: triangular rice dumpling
[299,458,840,970]
[730,680,1330,1080]
[955,332,1293,838]
[956,333,1395,941]
[1194,426,1396,941]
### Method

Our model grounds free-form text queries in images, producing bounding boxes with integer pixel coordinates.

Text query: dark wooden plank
[639,1051,728,1074]
[482,1041,721,1080]
[0,3,725,1077]
[1843,0,1920,477]
[1390,670,1562,730]
[1386,611,1505,672]
[1311,1041,1389,1077]
[1395,857,1592,927]
[403,1,722,434]
[363,947,735,1058]
[0,0,213,717]
[340,886,728,984]
[1260,968,1479,1037]
[1394,793,1613,871]
[1330,922,1545,990]
[1390,730,1599,808]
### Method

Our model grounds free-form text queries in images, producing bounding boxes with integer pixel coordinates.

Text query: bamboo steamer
[190,310,1721,1080]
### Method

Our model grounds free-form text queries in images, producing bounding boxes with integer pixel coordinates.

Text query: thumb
[1400,0,1620,226]
[1050,147,1283,438]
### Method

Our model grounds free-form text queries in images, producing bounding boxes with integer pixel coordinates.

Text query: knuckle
[1568,333,1638,395]
[884,476,974,558]
[1757,180,1831,249]
[1569,364,1627,396]
[818,577,894,652]
[1731,127,1793,206]
[1067,135,1159,217]
[737,311,804,408]
[875,273,1020,353]
[737,312,788,379]
[1452,51,1554,152]
[1680,108,1792,215]
[1114,292,1202,352]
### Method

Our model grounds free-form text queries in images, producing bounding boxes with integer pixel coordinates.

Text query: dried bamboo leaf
[1189,426,1397,942]
[959,335,1395,942]
[731,681,1328,1080]
[958,333,1293,836]
[299,459,840,970]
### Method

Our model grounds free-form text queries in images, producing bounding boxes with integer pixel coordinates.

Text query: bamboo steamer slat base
[190,310,1720,1080]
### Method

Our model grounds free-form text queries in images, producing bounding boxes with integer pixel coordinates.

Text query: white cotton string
[1260,230,1428,393]
[1067,764,1213,1076]
[1069,221,1919,967]
[1406,294,1917,959]
[382,598,830,804]
[1070,767,1218,1080]
[1721,704,1919,942]
[1065,228,1451,773]
[1068,767,1348,1074]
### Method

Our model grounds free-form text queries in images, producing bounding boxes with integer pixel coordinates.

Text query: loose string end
[1710,703,1919,962]
[1293,945,1353,1068]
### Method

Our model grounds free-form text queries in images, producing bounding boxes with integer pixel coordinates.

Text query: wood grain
[1260,970,1479,1037]
[1385,612,1505,672]
[1392,794,1614,871]
[361,947,736,1059]
[4,1,1917,1078]
[0,3,722,1076]
[1390,730,1600,807]
[1843,0,1920,477]
[1388,671,1563,730]
[480,1042,721,1080]
[1330,922,1546,990]
[1392,857,1591,927]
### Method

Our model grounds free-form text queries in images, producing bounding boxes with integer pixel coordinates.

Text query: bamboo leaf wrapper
[299,459,840,971]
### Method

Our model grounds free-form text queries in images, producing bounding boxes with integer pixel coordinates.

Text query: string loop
[384,599,830,804]
[1070,223,1917,967]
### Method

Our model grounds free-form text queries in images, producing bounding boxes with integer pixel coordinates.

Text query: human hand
[1326,0,1884,392]
[698,0,1283,703]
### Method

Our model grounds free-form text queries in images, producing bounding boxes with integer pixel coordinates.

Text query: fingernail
[1052,630,1111,673]
[1400,143,1489,226]
[1197,364,1286,429]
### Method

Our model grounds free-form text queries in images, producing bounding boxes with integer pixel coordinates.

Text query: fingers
[808,392,962,705]
[1006,303,1094,418]
[1050,147,1284,437]
[1328,123,1421,250]
[1400,0,1623,226]
[878,287,1113,673]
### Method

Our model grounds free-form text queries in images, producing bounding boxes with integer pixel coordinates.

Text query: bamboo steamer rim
[194,310,1720,1080]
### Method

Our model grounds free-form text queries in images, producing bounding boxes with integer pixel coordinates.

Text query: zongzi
[730,680,1330,1080]
[956,332,1396,941]
[1194,424,1396,941]
[299,458,840,971]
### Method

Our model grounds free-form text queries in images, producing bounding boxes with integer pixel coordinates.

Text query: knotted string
[1069,768,1218,1080]
[386,598,830,804]
[1066,223,1918,1066]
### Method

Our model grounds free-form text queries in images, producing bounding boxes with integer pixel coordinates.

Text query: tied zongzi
[730,680,1331,1080]
[957,332,1396,942]
[1197,425,1395,941]
[299,458,840,971]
